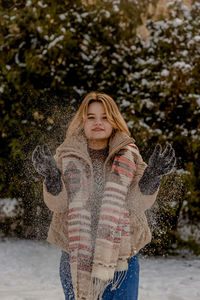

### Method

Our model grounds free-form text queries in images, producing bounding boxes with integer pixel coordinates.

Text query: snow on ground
[0,238,199,300]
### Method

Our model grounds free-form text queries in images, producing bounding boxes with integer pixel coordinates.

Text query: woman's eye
[87,116,107,120]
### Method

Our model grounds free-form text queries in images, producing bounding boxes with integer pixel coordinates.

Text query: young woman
[32,91,176,300]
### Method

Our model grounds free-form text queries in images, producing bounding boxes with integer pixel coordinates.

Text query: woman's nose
[95,118,102,125]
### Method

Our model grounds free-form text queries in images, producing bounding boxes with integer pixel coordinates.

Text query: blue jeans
[59,251,140,300]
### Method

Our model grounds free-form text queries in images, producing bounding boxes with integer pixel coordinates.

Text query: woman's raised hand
[32,144,58,178]
[32,144,63,195]
[148,144,176,176]
[139,144,176,195]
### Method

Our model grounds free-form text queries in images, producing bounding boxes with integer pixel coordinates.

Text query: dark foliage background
[0,0,199,255]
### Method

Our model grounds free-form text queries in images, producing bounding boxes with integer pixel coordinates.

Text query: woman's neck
[88,139,108,150]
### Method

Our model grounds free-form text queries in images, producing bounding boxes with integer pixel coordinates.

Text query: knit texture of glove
[32,144,63,196]
[139,144,176,195]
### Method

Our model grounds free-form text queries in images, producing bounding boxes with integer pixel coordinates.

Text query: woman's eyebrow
[87,112,106,115]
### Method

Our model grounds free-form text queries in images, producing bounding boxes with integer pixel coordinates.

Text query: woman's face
[83,102,113,149]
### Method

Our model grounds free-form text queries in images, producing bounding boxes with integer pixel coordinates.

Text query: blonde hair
[66,91,131,138]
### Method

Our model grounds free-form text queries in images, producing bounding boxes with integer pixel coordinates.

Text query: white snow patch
[152,128,162,134]
[37,26,43,33]
[123,83,130,92]
[44,35,49,40]
[163,38,171,44]
[173,61,192,70]
[0,198,23,217]
[194,36,200,42]
[127,120,134,127]
[104,10,111,18]
[121,99,130,107]
[154,20,168,30]
[181,50,188,56]
[130,45,136,51]
[113,5,119,12]
[61,27,66,34]
[133,72,141,79]
[73,87,85,96]
[172,18,183,27]
[48,36,64,50]
[123,62,129,68]
[139,120,150,129]
[59,14,66,21]
[26,0,32,6]
[81,12,89,18]
[161,69,169,77]
[0,239,199,300]
[141,79,150,87]
[141,99,154,109]
[81,52,90,61]
[178,219,200,244]
[37,1,47,8]
[137,58,146,66]
[15,53,26,68]
[10,16,16,21]
[175,169,190,175]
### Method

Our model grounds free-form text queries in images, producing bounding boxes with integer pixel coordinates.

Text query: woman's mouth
[92,128,104,131]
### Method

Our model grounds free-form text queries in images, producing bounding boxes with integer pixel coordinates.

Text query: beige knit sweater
[43,130,159,256]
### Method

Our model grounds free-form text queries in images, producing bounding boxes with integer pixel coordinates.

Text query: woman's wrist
[138,166,162,195]
[45,169,63,195]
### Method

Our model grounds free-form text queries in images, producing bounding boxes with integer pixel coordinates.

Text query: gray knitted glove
[32,144,63,196]
[139,144,176,195]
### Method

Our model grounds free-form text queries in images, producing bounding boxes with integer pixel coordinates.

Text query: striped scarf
[64,144,137,300]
